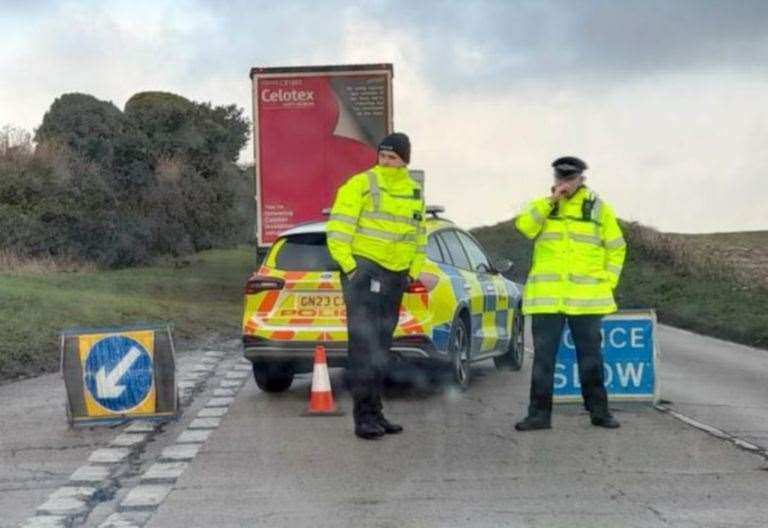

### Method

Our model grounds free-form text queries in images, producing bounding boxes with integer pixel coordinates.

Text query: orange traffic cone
[303,345,344,416]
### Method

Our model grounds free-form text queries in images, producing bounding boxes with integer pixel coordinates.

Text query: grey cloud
[187,0,768,93]
[1,0,56,15]
[153,0,373,100]
[372,0,768,86]
[570,1,768,74]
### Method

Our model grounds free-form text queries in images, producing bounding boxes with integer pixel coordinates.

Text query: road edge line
[654,404,768,461]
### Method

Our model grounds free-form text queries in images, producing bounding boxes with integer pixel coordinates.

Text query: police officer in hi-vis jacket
[326,133,427,440]
[514,156,627,431]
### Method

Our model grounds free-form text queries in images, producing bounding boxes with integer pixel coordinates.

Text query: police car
[242,207,524,392]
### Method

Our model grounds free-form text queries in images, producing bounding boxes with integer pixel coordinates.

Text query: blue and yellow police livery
[242,208,524,392]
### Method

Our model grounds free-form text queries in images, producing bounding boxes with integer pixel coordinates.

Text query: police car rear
[242,222,441,392]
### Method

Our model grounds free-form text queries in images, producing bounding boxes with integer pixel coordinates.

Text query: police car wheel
[494,307,525,371]
[252,362,294,393]
[449,317,471,390]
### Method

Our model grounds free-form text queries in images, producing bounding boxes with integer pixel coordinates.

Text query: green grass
[472,221,768,350]
[0,248,259,381]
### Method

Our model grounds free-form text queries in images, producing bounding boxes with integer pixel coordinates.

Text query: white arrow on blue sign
[84,336,153,412]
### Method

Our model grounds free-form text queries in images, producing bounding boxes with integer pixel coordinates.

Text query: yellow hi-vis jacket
[515,186,626,315]
[327,165,427,280]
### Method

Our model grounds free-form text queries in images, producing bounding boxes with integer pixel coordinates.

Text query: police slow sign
[553,310,659,403]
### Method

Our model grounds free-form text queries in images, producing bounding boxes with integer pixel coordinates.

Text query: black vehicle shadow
[257,360,513,410]
[336,360,498,400]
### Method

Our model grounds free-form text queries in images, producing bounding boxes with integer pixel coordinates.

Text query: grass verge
[0,248,258,382]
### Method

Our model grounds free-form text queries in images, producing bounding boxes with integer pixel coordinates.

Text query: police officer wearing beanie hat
[377,132,411,164]
[326,132,426,439]
[514,156,627,431]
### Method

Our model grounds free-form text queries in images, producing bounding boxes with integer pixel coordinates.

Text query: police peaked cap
[552,156,588,176]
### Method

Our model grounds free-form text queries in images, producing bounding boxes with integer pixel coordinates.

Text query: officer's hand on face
[549,183,569,204]
[550,175,583,203]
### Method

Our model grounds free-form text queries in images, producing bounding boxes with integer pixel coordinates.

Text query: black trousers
[341,257,408,422]
[528,314,610,419]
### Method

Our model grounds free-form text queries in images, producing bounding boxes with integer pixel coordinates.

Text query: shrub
[2,90,252,269]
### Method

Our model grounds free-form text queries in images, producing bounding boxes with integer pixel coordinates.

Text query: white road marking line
[141,462,190,484]
[20,515,68,528]
[119,485,173,512]
[175,428,212,444]
[22,349,231,527]
[655,404,766,457]
[110,433,148,448]
[160,444,201,462]
[88,448,132,464]
[112,361,249,521]
[206,396,235,407]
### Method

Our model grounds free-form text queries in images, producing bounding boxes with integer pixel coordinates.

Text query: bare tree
[0,125,33,159]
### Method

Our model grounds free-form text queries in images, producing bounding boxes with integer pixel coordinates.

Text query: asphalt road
[657,324,768,448]
[145,358,767,528]
[2,324,767,528]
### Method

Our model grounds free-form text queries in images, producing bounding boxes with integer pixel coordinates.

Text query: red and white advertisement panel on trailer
[250,64,394,246]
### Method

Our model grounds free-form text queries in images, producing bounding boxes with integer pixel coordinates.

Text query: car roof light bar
[426,205,445,218]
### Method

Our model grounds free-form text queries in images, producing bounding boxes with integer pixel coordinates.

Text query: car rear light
[244,275,285,294]
[406,272,439,294]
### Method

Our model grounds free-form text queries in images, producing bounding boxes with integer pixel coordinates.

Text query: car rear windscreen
[274,233,340,271]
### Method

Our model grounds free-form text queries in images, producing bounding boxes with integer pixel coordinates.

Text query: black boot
[355,415,385,439]
[591,414,620,429]
[376,414,403,434]
[514,415,551,431]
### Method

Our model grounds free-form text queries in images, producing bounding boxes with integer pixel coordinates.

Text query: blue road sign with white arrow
[83,335,153,412]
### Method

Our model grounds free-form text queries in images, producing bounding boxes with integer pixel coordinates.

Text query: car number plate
[296,294,344,309]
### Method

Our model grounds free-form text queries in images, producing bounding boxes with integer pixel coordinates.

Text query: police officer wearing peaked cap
[514,156,627,431]
[326,132,427,440]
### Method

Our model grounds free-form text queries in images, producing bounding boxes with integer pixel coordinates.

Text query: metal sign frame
[60,323,178,427]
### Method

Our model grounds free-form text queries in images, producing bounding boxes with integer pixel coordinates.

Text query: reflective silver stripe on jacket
[366,171,380,210]
[360,210,419,227]
[591,197,603,223]
[570,233,602,246]
[388,191,421,199]
[530,207,545,225]
[525,297,559,307]
[569,274,602,285]
[538,232,563,241]
[604,237,626,250]
[564,298,614,307]
[329,213,357,226]
[327,231,353,243]
[357,226,417,242]
[527,273,561,283]
[606,264,623,275]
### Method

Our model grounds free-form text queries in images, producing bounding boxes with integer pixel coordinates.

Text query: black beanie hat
[378,132,411,164]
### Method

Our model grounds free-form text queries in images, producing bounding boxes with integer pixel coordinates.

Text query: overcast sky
[2,0,767,233]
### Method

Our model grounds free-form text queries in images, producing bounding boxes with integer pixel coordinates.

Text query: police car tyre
[494,306,525,371]
[252,361,294,392]
[449,315,471,390]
